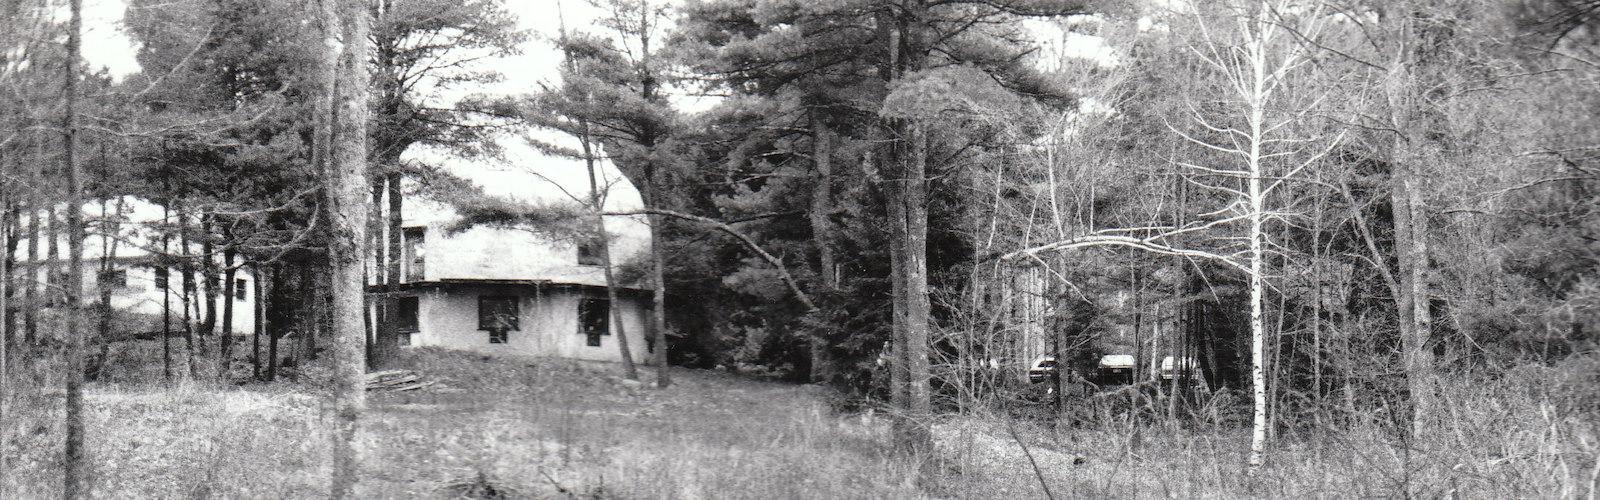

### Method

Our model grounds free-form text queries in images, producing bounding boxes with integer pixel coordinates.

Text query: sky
[81,0,612,90]
[79,0,141,78]
[83,1,1122,91]
[76,1,1122,212]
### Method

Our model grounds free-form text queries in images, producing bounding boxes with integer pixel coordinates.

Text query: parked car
[1159,356,1201,380]
[1026,355,1058,384]
[1096,354,1135,385]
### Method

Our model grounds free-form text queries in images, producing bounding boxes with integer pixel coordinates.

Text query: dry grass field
[2,347,1596,498]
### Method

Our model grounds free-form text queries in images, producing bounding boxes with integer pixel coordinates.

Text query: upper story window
[403,227,425,282]
[577,238,603,266]
[235,278,248,301]
[153,267,170,290]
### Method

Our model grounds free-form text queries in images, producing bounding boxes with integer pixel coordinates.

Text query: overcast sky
[83,1,1119,91]
[76,1,1119,213]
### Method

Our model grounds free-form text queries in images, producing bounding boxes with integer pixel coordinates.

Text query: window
[153,267,169,290]
[100,269,127,289]
[578,298,610,347]
[478,295,518,344]
[577,239,603,266]
[235,278,248,301]
[403,227,425,282]
[397,296,419,346]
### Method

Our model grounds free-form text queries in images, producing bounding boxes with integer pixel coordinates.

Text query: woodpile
[365,370,435,392]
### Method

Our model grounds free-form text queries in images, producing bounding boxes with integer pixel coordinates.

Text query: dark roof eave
[367,279,654,297]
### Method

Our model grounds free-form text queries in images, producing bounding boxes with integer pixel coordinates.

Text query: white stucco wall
[12,196,256,335]
[409,285,652,363]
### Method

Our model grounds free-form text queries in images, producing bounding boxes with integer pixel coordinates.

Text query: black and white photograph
[1,0,1598,497]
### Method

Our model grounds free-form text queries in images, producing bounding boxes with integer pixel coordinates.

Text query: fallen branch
[996,233,1251,276]
[606,208,819,312]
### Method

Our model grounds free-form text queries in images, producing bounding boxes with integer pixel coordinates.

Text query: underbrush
[932,355,1600,498]
[2,347,1594,498]
[2,348,923,498]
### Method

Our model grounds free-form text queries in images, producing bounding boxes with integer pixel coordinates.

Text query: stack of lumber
[365,370,435,392]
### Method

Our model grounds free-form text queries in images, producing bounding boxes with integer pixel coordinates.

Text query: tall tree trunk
[897,122,933,450]
[3,201,15,344]
[1383,30,1438,442]
[218,248,237,381]
[807,112,836,384]
[874,3,932,451]
[253,264,263,380]
[1132,267,1145,383]
[380,172,402,364]
[622,0,666,385]
[1246,42,1270,468]
[645,177,670,387]
[324,0,372,494]
[1390,153,1437,439]
[1312,186,1324,402]
[46,205,58,314]
[580,126,638,380]
[200,213,218,352]
[366,178,384,368]
[62,0,88,494]
[180,207,199,379]
[161,203,172,382]
[0,168,10,486]
[91,201,114,382]
[22,200,37,344]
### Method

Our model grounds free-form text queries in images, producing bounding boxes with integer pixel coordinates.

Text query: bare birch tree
[1172,1,1336,467]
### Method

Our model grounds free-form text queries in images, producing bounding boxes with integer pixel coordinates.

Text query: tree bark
[645,177,670,387]
[381,172,402,363]
[323,0,371,495]
[252,264,263,380]
[580,128,638,380]
[46,205,58,314]
[1382,22,1439,442]
[91,200,114,382]
[22,200,36,344]
[62,0,89,495]
[161,202,172,382]
[875,2,933,451]
[0,162,10,486]
[897,121,934,450]
[180,207,199,379]
[807,111,836,383]
[200,213,218,356]
[2,201,15,342]
[218,248,237,381]
[1246,35,1270,468]
[366,178,384,368]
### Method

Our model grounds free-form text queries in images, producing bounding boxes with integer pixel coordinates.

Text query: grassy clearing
[3,347,1597,498]
[3,348,922,498]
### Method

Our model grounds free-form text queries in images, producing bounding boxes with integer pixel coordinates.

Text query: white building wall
[411,286,651,363]
[89,264,256,335]
[12,196,255,335]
